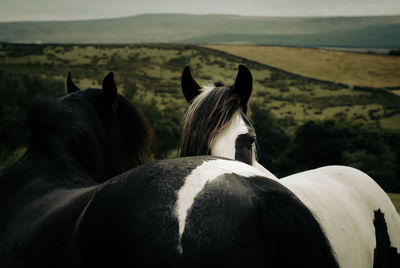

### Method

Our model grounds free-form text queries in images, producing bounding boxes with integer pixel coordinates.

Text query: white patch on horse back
[174,158,267,253]
[280,166,400,267]
[211,113,248,160]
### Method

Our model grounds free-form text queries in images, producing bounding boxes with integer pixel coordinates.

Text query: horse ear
[181,66,201,103]
[102,72,118,111]
[66,72,80,94]
[233,64,252,114]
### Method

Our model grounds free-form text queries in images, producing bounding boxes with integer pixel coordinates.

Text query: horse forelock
[180,85,243,157]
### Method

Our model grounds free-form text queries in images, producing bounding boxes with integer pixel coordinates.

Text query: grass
[1,43,400,132]
[0,148,26,172]
[388,193,400,213]
[203,45,400,88]
[1,43,400,192]
[380,113,400,129]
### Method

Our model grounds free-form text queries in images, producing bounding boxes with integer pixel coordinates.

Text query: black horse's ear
[181,66,202,103]
[232,65,252,114]
[66,72,80,94]
[102,72,118,111]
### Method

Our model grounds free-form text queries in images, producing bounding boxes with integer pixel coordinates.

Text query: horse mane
[179,84,243,157]
[116,94,152,167]
[27,88,152,182]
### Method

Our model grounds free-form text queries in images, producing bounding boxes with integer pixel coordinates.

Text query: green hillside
[1,43,399,130]
[388,193,400,213]
[0,14,399,47]
[1,43,400,191]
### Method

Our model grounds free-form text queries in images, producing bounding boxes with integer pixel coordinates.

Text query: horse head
[27,72,152,183]
[180,65,276,179]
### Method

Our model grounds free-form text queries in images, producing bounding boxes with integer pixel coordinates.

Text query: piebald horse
[1,72,339,267]
[180,64,400,268]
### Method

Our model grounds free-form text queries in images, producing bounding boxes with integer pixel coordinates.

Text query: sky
[0,0,400,22]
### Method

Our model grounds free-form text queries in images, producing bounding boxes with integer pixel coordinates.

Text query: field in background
[388,193,400,213]
[1,43,400,192]
[2,43,400,132]
[203,45,400,89]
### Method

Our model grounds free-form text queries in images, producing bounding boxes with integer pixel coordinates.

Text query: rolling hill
[203,45,400,88]
[1,43,399,131]
[0,14,399,48]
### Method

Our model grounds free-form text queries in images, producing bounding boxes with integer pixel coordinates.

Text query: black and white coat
[180,64,400,268]
[73,156,340,268]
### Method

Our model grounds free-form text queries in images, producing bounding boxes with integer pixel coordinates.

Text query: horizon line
[1,12,400,24]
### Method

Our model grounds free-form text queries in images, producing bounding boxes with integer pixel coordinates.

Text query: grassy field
[1,43,400,132]
[1,43,400,192]
[388,193,400,213]
[203,45,400,89]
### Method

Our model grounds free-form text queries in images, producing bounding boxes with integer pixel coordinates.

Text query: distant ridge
[0,13,399,47]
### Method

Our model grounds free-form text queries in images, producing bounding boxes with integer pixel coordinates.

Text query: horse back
[72,157,338,268]
[281,165,400,267]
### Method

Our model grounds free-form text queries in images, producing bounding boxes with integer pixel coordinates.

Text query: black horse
[0,72,152,267]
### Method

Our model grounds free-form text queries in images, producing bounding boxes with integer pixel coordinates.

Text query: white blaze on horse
[180,64,400,268]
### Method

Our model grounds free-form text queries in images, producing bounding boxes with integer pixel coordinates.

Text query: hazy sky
[0,0,400,22]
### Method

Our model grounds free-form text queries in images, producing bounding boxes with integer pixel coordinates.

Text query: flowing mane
[180,82,246,157]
